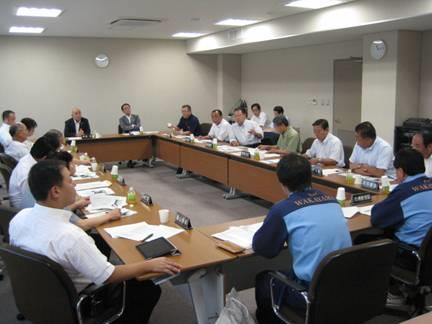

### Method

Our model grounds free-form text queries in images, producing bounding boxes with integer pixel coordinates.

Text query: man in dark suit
[119,103,141,133]
[64,108,91,137]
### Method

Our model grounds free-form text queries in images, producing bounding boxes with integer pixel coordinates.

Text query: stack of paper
[104,221,184,241]
[217,146,246,153]
[72,165,99,180]
[75,180,112,191]
[77,187,115,197]
[322,169,343,176]
[87,195,127,213]
[85,208,137,219]
[263,153,281,159]
[342,205,374,218]
[212,222,263,249]
[66,137,82,141]
[261,158,280,165]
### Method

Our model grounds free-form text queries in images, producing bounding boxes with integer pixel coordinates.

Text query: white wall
[0,36,218,136]
[419,31,432,118]
[241,39,362,140]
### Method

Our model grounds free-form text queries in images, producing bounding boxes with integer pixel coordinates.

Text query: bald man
[64,108,91,137]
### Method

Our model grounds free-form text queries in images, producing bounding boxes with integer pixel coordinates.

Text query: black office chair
[343,145,353,169]
[301,137,315,154]
[390,227,432,316]
[0,153,18,170]
[269,239,397,324]
[0,244,125,324]
[0,205,19,281]
[200,123,212,136]
[0,162,13,191]
[0,143,4,153]
[118,125,124,134]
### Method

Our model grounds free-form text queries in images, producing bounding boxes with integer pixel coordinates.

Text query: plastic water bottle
[127,187,137,205]
[346,169,354,185]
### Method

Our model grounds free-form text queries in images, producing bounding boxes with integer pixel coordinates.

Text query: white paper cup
[212,138,217,145]
[336,187,346,201]
[381,175,390,187]
[159,209,169,224]
[167,122,173,128]
[354,175,362,185]
[91,162,98,172]
[111,165,119,175]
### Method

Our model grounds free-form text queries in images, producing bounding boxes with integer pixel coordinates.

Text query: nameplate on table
[361,179,380,192]
[175,212,193,230]
[351,192,373,205]
[240,151,251,159]
[311,165,323,177]
[141,194,153,206]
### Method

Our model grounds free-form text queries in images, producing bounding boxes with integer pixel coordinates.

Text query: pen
[140,233,153,243]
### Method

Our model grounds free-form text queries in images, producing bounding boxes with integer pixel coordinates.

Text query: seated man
[20,117,38,149]
[119,103,141,133]
[304,119,345,167]
[259,116,300,154]
[350,121,394,177]
[269,106,289,129]
[250,103,270,129]
[229,107,263,147]
[371,148,432,248]
[5,123,30,160]
[9,159,181,323]
[173,104,201,136]
[64,107,91,138]
[9,136,58,208]
[411,129,432,177]
[199,109,231,142]
[0,109,16,148]
[253,154,352,324]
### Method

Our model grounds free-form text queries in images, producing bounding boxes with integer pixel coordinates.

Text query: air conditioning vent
[110,18,163,28]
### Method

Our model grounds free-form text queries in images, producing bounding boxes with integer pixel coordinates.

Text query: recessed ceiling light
[16,7,62,17]
[9,26,45,34]
[215,19,259,26]
[172,32,204,38]
[285,0,342,9]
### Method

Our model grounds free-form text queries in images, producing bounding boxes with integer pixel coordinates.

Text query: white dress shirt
[208,119,231,142]
[229,119,263,146]
[251,112,270,128]
[0,123,12,148]
[5,140,30,161]
[425,155,432,177]
[305,133,345,167]
[9,153,37,208]
[74,120,81,136]
[24,139,34,150]
[9,204,114,292]
[350,136,394,176]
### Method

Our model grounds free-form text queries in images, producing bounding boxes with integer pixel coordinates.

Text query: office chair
[0,162,13,191]
[343,145,353,168]
[0,153,18,170]
[269,239,397,324]
[0,143,4,153]
[118,125,124,134]
[390,227,432,317]
[0,205,18,281]
[200,123,212,136]
[0,244,125,324]
[301,138,315,154]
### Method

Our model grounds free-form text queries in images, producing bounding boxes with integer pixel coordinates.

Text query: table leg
[223,187,247,200]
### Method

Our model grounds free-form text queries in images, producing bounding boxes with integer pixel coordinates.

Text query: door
[333,58,362,148]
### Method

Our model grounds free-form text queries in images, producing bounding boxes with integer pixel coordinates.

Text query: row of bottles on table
[345,170,391,194]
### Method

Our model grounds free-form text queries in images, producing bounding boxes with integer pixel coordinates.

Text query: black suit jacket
[64,117,91,137]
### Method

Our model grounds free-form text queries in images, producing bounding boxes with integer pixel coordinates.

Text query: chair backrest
[419,227,432,286]
[307,239,397,324]
[0,244,79,324]
[343,145,353,168]
[0,162,13,191]
[200,123,212,136]
[301,137,315,154]
[0,205,19,243]
[118,125,124,134]
[0,143,4,153]
[0,153,18,170]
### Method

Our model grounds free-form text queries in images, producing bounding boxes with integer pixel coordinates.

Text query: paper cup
[354,175,362,185]
[91,162,98,172]
[111,165,119,175]
[336,187,346,201]
[159,209,169,224]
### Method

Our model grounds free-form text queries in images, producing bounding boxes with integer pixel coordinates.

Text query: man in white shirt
[350,121,394,177]
[304,119,345,167]
[411,130,432,177]
[251,103,270,128]
[9,136,57,208]
[5,123,30,161]
[269,106,289,129]
[9,159,181,323]
[0,109,16,148]
[200,109,231,142]
[21,117,38,149]
[229,107,263,147]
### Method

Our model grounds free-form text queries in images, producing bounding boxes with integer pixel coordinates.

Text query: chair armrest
[397,242,421,261]
[80,283,111,297]
[269,271,308,292]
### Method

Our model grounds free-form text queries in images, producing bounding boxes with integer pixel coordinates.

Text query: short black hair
[234,107,247,115]
[43,130,62,151]
[355,121,376,140]
[21,118,37,131]
[2,110,14,121]
[28,160,67,201]
[121,103,130,111]
[182,104,191,111]
[312,119,329,130]
[415,129,432,147]
[394,148,425,176]
[276,154,312,192]
[273,116,289,127]
[273,106,284,114]
[211,109,223,116]
[251,103,261,111]
[48,151,73,169]
[30,136,57,160]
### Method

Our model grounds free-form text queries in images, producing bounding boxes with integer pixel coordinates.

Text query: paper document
[72,167,99,181]
[104,221,184,241]
[358,205,374,216]
[217,146,246,153]
[66,137,82,141]
[85,208,137,219]
[75,180,112,191]
[77,188,115,197]
[322,169,344,176]
[87,195,127,212]
[261,159,280,165]
[341,205,374,218]
[263,153,281,159]
[212,222,263,249]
